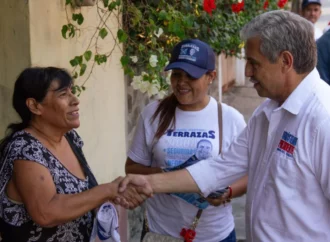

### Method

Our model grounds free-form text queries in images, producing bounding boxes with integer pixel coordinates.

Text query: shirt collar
[281,68,319,115]
[260,68,319,120]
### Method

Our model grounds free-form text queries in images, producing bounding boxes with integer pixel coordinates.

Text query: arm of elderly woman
[9,160,142,228]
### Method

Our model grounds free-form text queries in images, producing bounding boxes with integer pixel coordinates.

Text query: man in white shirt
[119,10,330,242]
[301,0,323,40]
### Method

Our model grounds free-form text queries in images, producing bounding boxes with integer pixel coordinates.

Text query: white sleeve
[312,118,330,200]
[230,112,246,145]
[234,113,247,135]
[221,105,247,151]
[186,124,249,196]
[127,114,152,166]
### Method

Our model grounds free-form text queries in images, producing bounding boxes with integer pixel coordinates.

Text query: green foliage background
[62,0,287,96]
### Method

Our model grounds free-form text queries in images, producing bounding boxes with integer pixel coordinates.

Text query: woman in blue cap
[126,39,248,242]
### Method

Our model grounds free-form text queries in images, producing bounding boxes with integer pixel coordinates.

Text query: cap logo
[178,44,200,62]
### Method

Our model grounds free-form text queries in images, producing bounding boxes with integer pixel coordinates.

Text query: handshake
[110,174,153,209]
[108,173,232,209]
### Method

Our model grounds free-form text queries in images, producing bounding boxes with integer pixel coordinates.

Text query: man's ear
[26,98,42,115]
[280,51,294,73]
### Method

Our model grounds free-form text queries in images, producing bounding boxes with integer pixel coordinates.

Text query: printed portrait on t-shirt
[158,128,216,169]
[195,139,213,160]
[157,129,217,209]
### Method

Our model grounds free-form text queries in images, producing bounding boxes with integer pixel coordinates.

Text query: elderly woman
[0,67,139,242]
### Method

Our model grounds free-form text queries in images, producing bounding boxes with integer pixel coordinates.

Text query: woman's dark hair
[151,93,178,140]
[0,67,73,153]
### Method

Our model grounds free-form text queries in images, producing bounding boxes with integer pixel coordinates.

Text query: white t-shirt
[128,97,246,242]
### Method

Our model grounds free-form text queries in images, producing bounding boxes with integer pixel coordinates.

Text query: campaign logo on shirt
[277,131,298,157]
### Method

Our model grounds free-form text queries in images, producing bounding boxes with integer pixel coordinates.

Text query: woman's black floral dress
[0,130,95,242]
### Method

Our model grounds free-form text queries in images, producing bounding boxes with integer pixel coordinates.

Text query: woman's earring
[209,82,213,85]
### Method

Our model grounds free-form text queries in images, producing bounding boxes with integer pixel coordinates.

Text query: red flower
[263,0,269,9]
[277,0,288,8]
[231,1,245,13]
[181,228,196,241]
[203,0,216,15]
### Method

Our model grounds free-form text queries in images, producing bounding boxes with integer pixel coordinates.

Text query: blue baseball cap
[164,39,215,79]
[302,0,321,9]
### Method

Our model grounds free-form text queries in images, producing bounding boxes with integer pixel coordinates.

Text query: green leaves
[70,56,83,67]
[62,0,276,97]
[72,72,78,79]
[71,85,86,97]
[138,44,145,51]
[168,20,185,39]
[94,54,107,65]
[72,13,84,25]
[80,64,87,76]
[62,25,68,39]
[127,5,142,27]
[70,56,87,77]
[158,10,167,20]
[84,51,92,62]
[108,0,121,11]
[183,15,194,28]
[99,28,108,39]
[120,56,130,66]
[108,1,117,11]
[61,24,75,39]
[117,29,128,43]
[103,0,109,7]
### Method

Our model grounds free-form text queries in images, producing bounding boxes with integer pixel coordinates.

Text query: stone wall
[126,77,150,241]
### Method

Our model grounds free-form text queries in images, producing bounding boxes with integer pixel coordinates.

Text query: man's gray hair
[240,10,316,74]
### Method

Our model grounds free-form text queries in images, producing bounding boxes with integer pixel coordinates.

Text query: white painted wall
[28,0,127,182]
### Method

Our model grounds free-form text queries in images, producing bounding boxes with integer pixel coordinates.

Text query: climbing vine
[62,0,288,97]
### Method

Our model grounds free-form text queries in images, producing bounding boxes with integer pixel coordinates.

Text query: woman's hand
[106,176,125,201]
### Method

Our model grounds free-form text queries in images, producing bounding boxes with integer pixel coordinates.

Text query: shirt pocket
[267,150,304,201]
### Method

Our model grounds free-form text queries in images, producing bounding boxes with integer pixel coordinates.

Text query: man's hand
[205,191,231,207]
[114,185,148,209]
[119,174,153,198]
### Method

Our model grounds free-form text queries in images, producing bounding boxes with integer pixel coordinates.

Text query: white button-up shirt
[187,69,330,241]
